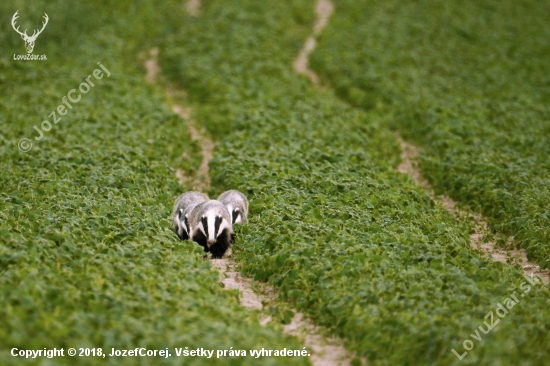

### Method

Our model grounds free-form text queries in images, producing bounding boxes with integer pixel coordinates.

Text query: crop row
[0,1,309,365]
[310,0,550,267]
[160,0,550,365]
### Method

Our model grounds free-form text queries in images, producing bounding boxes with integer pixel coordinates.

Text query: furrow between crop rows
[142,47,213,192]
[186,0,201,17]
[395,134,549,285]
[293,0,333,86]
[212,259,361,366]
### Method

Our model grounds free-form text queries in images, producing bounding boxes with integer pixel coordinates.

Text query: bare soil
[210,259,263,309]
[185,0,201,17]
[284,313,365,366]
[143,47,160,83]
[170,103,213,192]
[293,0,333,86]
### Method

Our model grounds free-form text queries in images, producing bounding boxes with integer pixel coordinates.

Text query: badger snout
[207,239,216,247]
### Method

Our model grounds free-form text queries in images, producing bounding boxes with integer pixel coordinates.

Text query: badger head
[197,214,231,248]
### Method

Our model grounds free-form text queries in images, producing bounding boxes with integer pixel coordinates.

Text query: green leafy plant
[160,0,550,364]
[0,1,310,365]
[310,0,550,266]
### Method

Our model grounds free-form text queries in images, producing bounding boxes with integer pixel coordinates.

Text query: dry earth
[185,0,201,17]
[170,103,213,192]
[293,0,333,86]
[210,258,362,366]
[140,47,213,192]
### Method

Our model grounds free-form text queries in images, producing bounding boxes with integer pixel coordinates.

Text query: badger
[188,200,233,258]
[172,191,209,240]
[218,190,249,225]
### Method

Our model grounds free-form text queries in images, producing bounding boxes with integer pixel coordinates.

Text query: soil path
[396,134,549,285]
[293,0,333,85]
[185,0,201,17]
[210,259,263,309]
[284,312,360,366]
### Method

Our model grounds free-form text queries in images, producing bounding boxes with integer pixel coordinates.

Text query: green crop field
[0,1,309,365]
[2,0,549,365]
[310,0,550,266]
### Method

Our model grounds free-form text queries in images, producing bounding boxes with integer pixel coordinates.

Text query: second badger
[188,200,233,258]
[218,190,248,225]
[173,191,209,241]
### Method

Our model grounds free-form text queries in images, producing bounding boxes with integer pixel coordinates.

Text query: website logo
[12,11,48,60]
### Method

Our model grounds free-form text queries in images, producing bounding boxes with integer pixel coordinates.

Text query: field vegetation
[0,1,309,365]
[2,0,550,365]
[161,0,550,365]
[310,0,550,266]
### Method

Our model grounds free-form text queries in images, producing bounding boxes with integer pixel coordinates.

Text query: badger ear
[178,209,184,220]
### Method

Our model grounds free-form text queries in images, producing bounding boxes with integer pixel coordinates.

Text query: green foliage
[4,0,550,365]
[310,0,550,265]
[0,1,310,365]
[160,0,550,365]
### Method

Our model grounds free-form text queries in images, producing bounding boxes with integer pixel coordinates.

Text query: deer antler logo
[11,11,49,54]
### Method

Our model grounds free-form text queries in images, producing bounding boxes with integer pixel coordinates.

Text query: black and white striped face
[232,208,241,224]
[197,214,230,247]
[177,209,191,240]
[226,204,242,225]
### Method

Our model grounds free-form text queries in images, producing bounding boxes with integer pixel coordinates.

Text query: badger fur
[172,191,209,240]
[188,200,233,258]
[218,190,249,225]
